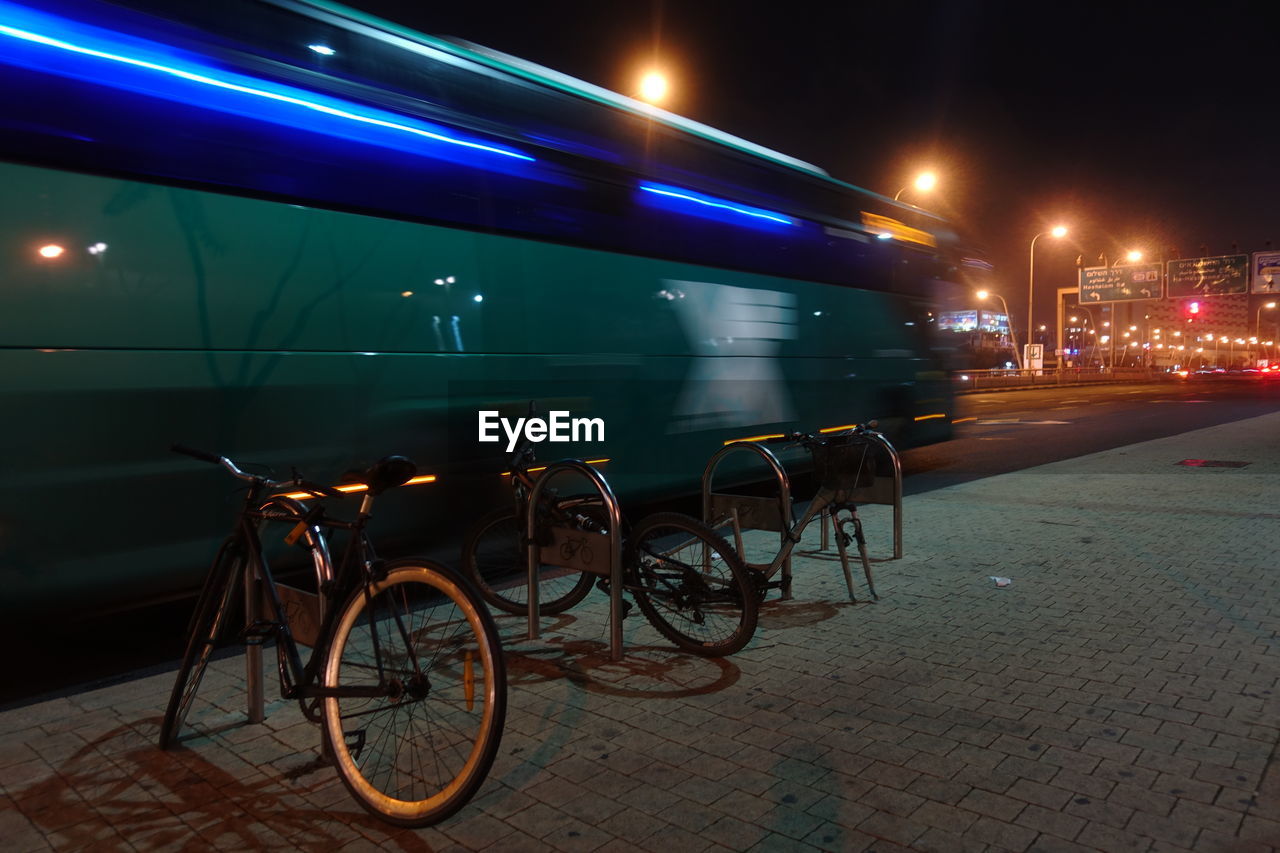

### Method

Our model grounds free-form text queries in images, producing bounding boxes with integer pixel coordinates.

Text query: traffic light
[1185,300,1200,322]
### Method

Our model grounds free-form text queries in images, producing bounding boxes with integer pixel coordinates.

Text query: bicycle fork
[830,503,877,602]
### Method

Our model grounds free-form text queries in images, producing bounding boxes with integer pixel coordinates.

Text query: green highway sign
[1167,254,1250,297]
[1078,263,1163,303]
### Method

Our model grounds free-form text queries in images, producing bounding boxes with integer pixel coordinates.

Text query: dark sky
[350,0,1276,320]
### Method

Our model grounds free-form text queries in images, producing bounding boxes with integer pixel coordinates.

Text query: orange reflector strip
[500,458,610,477]
[819,424,858,434]
[277,473,437,501]
[723,433,785,445]
[951,416,977,424]
[913,413,946,421]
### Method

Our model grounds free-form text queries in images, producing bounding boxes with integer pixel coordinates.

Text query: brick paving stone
[1124,809,1199,848]
[1014,802,1086,842]
[910,799,979,835]
[855,809,929,847]
[1007,778,1073,811]
[1074,822,1153,852]
[965,814,1039,851]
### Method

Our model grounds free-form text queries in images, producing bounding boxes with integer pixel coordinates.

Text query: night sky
[350,0,1276,323]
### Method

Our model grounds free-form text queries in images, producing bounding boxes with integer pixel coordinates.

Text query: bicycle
[706,424,885,604]
[160,445,506,827]
[462,441,759,656]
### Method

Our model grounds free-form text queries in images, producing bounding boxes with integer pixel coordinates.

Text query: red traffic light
[1188,301,1200,314]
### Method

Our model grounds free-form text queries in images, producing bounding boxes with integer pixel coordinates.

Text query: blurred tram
[0,0,970,617]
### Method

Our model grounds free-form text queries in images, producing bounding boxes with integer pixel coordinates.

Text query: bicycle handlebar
[170,443,343,498]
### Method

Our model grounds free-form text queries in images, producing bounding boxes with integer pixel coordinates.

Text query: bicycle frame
[235,484,407,715]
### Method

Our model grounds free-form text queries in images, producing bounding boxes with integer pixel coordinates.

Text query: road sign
[1252,251,1280,293]
[1166,254,1249,297]
[1078,264,1163,302]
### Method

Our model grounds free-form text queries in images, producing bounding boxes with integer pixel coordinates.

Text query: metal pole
[1028,232,1042,364]
[244,560,264,724]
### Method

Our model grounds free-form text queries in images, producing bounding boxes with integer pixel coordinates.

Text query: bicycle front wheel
[462,507,595,615]
[323,560,506,826]
[159,539,242,750]
[628,512,758,657]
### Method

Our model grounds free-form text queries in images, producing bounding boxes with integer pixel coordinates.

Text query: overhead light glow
[638,71,668,103]
[307,44,335,56]
[38,244,65,258]
[639,182,795,227]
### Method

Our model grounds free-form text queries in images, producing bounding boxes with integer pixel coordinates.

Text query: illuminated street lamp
[637,70,669,104]
[894,170,937,201]
[1028,225,1068,362]
[977,289,1021,369]
[1257,301,1277,337]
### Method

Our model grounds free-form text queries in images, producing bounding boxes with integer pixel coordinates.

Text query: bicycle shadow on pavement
[755,597,857,631]
[496,613,741,700]
[6,719,441,851]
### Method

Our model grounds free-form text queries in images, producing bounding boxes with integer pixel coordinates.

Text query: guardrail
[953,366,1174,392]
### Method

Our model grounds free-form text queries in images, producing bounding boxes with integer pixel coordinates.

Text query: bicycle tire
[628,512,758,657]
[462,507,595,615]
[323,560,506,827]
[158,539,242,749]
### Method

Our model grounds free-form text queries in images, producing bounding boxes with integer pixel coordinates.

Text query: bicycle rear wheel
[323,560,506,826]
[628,512,758,657]
[159,539,242,749]
[462,507,595,615]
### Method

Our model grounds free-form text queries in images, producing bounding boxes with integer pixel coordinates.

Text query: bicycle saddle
[356,455,417,496]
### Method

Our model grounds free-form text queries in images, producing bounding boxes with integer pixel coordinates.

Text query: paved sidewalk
[2,413,1278,852]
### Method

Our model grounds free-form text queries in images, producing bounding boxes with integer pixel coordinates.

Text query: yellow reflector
[819,424,858,434]
[723,433,785,445]
[500,458,610,477]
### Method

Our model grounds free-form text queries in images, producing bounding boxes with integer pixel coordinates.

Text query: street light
[1257,301,1277,337]
[637,70,670,104]
[1028,225,1068,364]
[894,171,937,201]
[976,289,1021,369]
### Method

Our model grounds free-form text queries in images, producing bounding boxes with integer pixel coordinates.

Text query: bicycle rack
[525,460,626,661]
[701,431,905,597]
[244,502,333,725]
[804,431,903,562]
[701,441,798,599]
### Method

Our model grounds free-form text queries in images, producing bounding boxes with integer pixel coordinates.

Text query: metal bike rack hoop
[701,441,796,593]
[525,459,625,661]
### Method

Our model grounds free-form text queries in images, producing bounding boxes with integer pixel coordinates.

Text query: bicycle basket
[811,434,876,492]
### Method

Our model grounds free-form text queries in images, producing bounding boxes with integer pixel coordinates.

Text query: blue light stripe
[639,182,795,226]
[0,11,534,163]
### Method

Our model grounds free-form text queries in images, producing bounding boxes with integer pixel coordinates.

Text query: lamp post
[1257,301,1277,338]
[977,289,1020,369]
[894,170,937,202]
[1028,225,1068,365]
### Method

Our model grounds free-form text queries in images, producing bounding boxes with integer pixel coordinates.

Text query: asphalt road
[902,377,1280,495]
[8,377,1279,706]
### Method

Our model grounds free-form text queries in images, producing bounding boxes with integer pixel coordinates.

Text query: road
[903,378,1280,494]
[8,378,1280,705]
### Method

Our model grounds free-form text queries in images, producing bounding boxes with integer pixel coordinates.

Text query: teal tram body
[0,0,968,616]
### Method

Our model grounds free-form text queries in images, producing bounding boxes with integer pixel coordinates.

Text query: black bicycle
[161,445,505,827]
[462,441,758,656]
